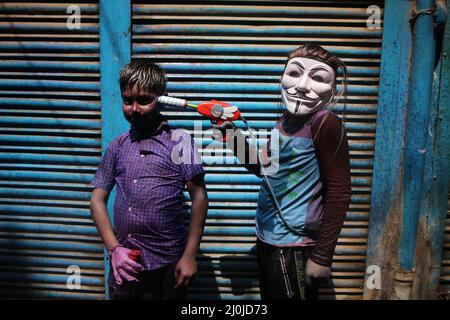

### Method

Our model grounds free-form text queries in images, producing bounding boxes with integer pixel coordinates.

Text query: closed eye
[122,97,133,105]
[312,75,325,82]
[136,97,154,105]
[289,71,301,77]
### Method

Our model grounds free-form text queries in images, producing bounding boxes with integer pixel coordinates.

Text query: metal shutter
[132,0,383,300]
[440,194,450,298]
[0,2,104,299]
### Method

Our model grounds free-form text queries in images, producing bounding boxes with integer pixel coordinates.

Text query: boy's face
[122,86,159,130]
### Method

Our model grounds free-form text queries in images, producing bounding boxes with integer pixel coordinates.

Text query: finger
[183,275,192,287]
[212,121,234,129]
[174,277,183,288]
[118,268,138,282]
[175,274,185,288]
[121,264,141,276]
[174,266,181,287]
[223,121,235,128]
[211,124,225,131]
[125,260,144,272]
[176,275,188,288]
[112,267,122,285]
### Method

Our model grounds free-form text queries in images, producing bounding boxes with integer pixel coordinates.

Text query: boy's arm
[213,121,269,177]
[307,113,352,278]
[90,188,143,284]
[89,188,120,251]
[175,174,208,288]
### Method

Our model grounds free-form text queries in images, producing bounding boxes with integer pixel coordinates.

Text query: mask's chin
[282,90,324,116]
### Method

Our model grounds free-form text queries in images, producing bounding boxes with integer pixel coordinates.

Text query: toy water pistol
[158,96,243,141]
[157,96,241,126]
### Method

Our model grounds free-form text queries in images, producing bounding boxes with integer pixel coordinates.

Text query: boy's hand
[211,120,235,141]
[174,255,197,288]
[111,246,144,285]
[305,258,331,280]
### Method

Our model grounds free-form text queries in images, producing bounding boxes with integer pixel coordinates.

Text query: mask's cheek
[281,89,298,115]
[281,74,296,89]
[311,82,334,99]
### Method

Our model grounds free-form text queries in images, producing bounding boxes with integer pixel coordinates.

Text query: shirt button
[128,207,133,212]
[140,154,145,158]
[133,179,137,184]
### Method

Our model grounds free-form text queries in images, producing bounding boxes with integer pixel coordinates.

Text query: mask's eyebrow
[310,66,332,73]
[289,61,304,69]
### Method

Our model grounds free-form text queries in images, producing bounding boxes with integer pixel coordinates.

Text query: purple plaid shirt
[92,123,204,270]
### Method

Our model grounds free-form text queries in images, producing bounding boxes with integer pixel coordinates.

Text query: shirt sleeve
[178,133,205,182]
[309,112,352,267]
[91,140,117,192]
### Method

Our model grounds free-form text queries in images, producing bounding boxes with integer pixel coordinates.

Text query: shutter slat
[132,0,383,300]
[0,1,103,299]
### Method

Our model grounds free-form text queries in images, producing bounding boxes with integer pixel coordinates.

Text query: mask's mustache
[286,89,319,101]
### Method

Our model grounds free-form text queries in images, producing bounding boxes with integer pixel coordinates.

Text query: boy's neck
[280,110,313,135]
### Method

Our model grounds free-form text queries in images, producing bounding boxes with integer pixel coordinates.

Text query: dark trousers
[256,239,321,300]
[108,262,186,300]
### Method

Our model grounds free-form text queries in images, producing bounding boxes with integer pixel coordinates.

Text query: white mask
[281,57,335,116]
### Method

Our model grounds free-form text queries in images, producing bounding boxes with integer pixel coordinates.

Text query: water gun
[157,96,241,126]
[158,96,243,141]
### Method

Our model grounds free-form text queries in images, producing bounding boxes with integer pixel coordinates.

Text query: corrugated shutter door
[440,194,450,297]
[132,0,383,300]
[0,2,104,298]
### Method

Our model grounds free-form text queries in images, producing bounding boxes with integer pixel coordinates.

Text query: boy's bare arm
[89,188,120,251]
[185,174,208,258]
[175,174,208,287]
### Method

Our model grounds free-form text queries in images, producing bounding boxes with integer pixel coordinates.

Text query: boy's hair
[119,59,167,95]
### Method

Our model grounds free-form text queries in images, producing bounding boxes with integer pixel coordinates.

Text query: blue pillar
[411,0,450,299]
[363,0,413,300]
[365,0,448,299]
[99,0,131,298]
[401,0,437,274]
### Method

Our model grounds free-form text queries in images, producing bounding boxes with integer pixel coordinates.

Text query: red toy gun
[158,96,241,141]
[158,96,241,126]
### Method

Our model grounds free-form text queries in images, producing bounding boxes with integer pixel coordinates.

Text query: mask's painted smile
[281,57,335,116]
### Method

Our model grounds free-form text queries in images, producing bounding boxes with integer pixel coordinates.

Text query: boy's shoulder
[166,127,193,140]
[106,128,195,150]
[107,131,131,150]
[311,109,342,128]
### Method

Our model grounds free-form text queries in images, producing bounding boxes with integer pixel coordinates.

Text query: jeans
[108,262,186,300]
[256,239,321,300]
